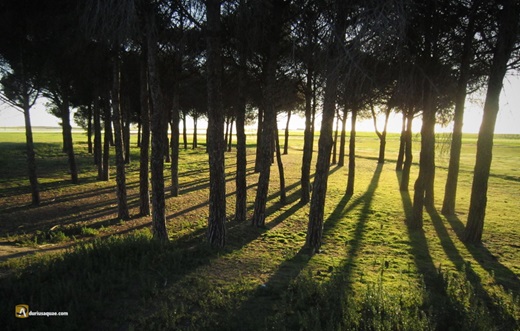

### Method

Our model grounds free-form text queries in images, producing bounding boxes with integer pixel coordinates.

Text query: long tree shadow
[445,213,520,295]
[427,206,517,328]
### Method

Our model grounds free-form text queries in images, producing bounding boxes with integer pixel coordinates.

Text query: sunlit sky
[1,75,519,134]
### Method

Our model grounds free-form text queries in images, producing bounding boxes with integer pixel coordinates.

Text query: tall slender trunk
[124,107,131,164]
[171,77,180,197]
[193,115,198,149]
[306,1,346,253]
[227,117,233,152]
[111,54,129,220]
[338,109,347,166]
[137,121,141,147]
[346,110,357,195]
[182,110,188,150]
[442,6,477,215]
[464,0,519,244]
[146,10,169,242]
[87,104,93,154]
[61,95,78,184]
[23,98,40,206]
[283,109,291,154]
[400,111,414,191]
[139,54,151,215]
[206,0,226,247]
[224,116,230,150]
[94,98,102,179]
[396,112,406,171]
[371,105,390,164]
[102,97,111,181]
[254,106,264,173]
[331,112,339,165]
[300,68,314,203]
[275,122,287,204]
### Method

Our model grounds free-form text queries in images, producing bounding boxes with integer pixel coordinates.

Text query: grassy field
[0,130,519,330]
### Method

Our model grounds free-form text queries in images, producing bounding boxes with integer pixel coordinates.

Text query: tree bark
[139,53,151,215]
[124,106,131,164]
[400,110,414,191]
[102,97,111,181]
[396,112,406,171]
[60,94,78,184]
[206,0,226,247]
[275,122,286,204]
[227,116,233,152]
[170,88,180,197]
[306,1,346,253]
[254,106,264,173]
[146,10,169,241]
[300,67,314,204]
[111,54,129,220]
[182,110,188,150]
[23,99,40,205]
[193,114,198,149]
[464,0,519,244]
[346,109,357,195]
[283,109,291,154]
[87,103,93,154]
[371,105,390,164]
[331,112,339,165]
[338,109,347,167]
[94,98,103,180]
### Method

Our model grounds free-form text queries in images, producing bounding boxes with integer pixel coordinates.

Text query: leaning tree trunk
[442,7,476,215]
[306,2,346,253]
[146,10,169,242]
[400,111,414,191]
[61,94,78,184]
[275,122,287,204]
[23,98,40,206]
[371,105,390,164]
[464,0,519,244]
[396,112,407,171]
[254,106,264,173]
[139,54,151,215]
[227,117,233,152]
[331,112,339,165]
[283,109,291,155]
[111,53,129,220]
[346,109,357,195]
[206,0,227,247]
[338,108,347,167]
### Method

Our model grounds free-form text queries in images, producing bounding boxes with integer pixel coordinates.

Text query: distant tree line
[1,0,519,248]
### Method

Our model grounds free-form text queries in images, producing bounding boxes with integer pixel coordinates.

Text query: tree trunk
[124,107,131,164]
[306,2,346,253]
[338,109,347,166]
[411,87,436,228]
[182,110,188,150]
[442,6,476,215]
[346,110,357,195]
[193,114,198,149]
[206,0,227,247]
[87,103,93,154]
[102,97,110,181]
[300,67,314,204]
[139,54,151,216]
[396,112,406,171]
[94,98,103,179]
[275,122,286,204]
[400,110,414,191]
[331,112,339,165]
[227,116,233,152]
[254,106,264,173]
[137,121,141,147]
[224,116,230,150]
[170,83,180,197]
[146,11,169,242]
[111,54,129,220]
[464,0,519,244]
[23,99,40,206]
[61,95,79,184]
[371,106,390,164]
[283,109,291,154]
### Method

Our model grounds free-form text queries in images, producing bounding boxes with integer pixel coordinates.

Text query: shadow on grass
[445,213,520,295]
[427,206,517,328]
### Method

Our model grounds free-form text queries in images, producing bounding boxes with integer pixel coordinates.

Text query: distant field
[0,130,519,330]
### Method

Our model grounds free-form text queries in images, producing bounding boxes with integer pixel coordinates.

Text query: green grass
[0,130,519,330]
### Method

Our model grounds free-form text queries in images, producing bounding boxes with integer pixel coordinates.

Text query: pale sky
[1,75,519,134]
